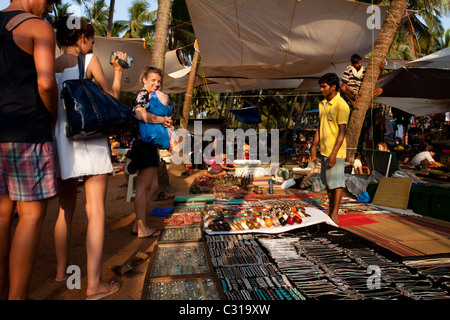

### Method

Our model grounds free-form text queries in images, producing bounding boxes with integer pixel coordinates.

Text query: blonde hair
[377,142,388,151]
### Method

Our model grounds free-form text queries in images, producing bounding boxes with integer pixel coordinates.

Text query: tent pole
[386,154,392,177]
[180,49,200,129]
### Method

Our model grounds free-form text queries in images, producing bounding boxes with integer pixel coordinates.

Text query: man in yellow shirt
[310,73,350,225]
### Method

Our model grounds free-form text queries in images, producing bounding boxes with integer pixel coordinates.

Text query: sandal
[86,281,120,300]
[111,263,142,278]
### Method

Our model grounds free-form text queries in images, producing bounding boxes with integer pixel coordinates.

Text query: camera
[110,52,134,69]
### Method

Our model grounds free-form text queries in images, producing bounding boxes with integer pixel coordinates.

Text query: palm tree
[110,20,128,37]
[121,0,156,38]
[346,0,409,163]
[106,0,115,37]
[83,0,110,36]
[45,2,73,26]
[151,0,172,69]
[398,0,449,56]
[436,28,450,48]
[346,0,449,163]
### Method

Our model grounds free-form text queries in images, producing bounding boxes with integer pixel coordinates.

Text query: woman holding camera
[53,17,126,300]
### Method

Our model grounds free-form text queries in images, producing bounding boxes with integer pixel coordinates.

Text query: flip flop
[137,229,161,238]
[55,276,68,282]
[86,281,120,300]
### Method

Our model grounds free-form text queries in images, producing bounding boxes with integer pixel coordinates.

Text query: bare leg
[83,174,116,297]
[8,199,48,300]
[0,194,15,299]
[54,178,78,281]
[133,167,159,237]
[327,187,343,225]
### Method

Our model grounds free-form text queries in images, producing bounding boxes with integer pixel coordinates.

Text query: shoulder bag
[62,54,135,139]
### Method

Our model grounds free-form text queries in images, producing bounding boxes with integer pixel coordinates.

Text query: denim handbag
[62,54,135,139]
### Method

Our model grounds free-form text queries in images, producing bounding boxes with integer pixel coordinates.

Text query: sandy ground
[22,163,197,300]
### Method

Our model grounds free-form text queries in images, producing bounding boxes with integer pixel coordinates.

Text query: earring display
[149,242,212,278]
[143,240,226,300]
[145,276,222,300]
[174,202,206,213]
[159,224,203,243]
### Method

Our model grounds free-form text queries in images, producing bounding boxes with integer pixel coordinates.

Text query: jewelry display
[143,192,450,301]
[259,235,450,300]
[143,202,226,300]
[159,225,203,243]
[206,234,305,300]
[150,242,211,277]
[204,198,312,233]
[174,202,206,213]
[146,277,222,300]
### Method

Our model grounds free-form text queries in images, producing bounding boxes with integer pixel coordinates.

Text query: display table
[205,207,337,235]
[233,160,273,177]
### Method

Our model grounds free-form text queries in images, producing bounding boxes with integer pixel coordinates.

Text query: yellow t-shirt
[318,93,350,159]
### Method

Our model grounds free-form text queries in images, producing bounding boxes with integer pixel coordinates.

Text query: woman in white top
[53,17,127,300]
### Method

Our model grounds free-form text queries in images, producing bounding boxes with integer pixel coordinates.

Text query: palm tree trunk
[283,92,300,141]
[152,0,172,70]
[292,93,307,138]
[345,0,408,164]
[106,0,115,37]
[151,0,172,194]
[180,49,200,129]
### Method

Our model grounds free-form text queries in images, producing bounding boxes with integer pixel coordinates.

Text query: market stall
[140,174,450,300]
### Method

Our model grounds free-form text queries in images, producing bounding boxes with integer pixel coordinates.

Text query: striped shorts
[320,156,346,190]
[0,142,58,202]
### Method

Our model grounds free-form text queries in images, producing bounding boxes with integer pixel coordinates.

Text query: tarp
[56,37,193,93]
[375,47,450,115]
[185,0,389,92]
[230,106,262,124]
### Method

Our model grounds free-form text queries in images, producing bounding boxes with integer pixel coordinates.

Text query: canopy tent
[375,47,450,116]
[185,0,389,92]
[56,36,193,93]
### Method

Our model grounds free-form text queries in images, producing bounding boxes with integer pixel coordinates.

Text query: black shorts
[128,140,160,169]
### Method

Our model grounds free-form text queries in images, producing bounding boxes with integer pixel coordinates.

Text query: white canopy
[56,36,192,93]
[185,0,388,92]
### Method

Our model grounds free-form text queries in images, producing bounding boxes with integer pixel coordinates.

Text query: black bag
[62,54,135,139]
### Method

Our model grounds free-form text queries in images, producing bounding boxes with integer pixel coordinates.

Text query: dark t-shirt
[0,11,53,143]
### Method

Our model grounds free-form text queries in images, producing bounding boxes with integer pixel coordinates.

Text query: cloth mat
[338,213,379,227]
[343,215,450,257]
